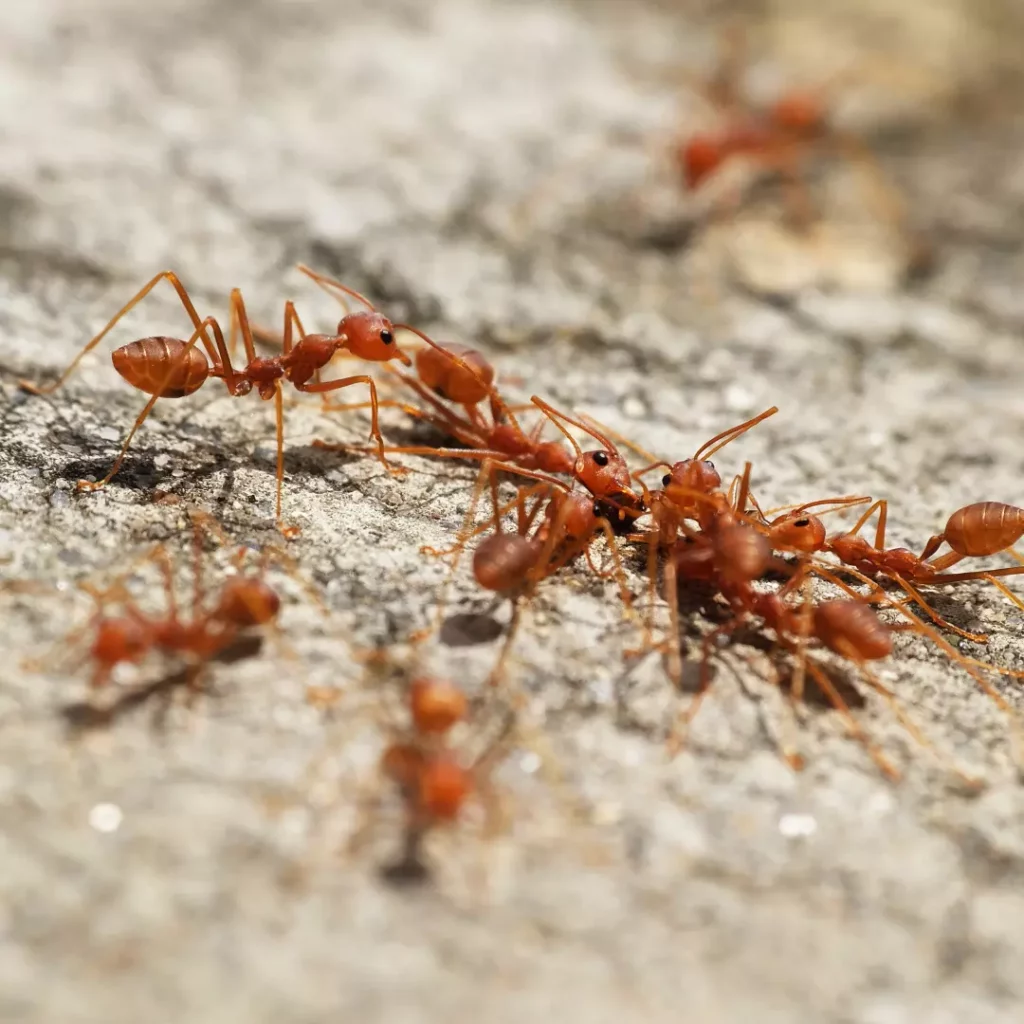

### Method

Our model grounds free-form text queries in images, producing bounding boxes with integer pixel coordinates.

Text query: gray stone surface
[2,1,1024,1022]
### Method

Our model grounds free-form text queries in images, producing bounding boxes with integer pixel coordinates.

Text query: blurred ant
[21,511,306,720]
[673,25,909,234]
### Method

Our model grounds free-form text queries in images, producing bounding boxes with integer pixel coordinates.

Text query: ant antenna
[694,406,778,461]
[296,264,377,313]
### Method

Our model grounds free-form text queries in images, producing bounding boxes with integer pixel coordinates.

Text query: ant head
[768,512,826,553]
[338,311,411,365]
[769,93,825,137]
[534,440,575,477]
[574,448,636,502]
[414,342,495,405]
[416,754,472,822]
[679,134,725,189]
[663,458,721,495]
[548,490,600,542]
[409,677,467,735]
[91,616,149,667]
[215,578,281,628]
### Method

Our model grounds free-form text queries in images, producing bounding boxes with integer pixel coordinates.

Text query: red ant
[25,512,295,702]
[417,459,637,652]
[673,26,906,232]
[301,300,645,510]
[584,408,777,674]
[18,266,415,536]
[371,669,515,881]
[667,493,1010,782]
[759,499,1024,643]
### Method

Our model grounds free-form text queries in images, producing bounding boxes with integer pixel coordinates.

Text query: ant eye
[793,518,811,527]
[703,460,715,469]
[592,502,603,517]
[592,451,609,467]
[662,474,672,487]
[379,328,393,345]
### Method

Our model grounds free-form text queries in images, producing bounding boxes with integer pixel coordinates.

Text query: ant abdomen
[945,502,1024,558]
[814,600,893,661]
[112,337,209,398]
[472,533,541,592]
[714,524,772,584]
[214,579,281,628]
[415,342,495,405]
[415,755,471,822]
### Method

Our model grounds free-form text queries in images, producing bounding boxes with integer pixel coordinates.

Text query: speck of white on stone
[621,396,645,418]
[517,750,542,775]
[723,385,754,412]
[778,813,817,839]
[89,803,123,833]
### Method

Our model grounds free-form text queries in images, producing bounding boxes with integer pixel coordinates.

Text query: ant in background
[672,24,913,237]
[17,511,308,726]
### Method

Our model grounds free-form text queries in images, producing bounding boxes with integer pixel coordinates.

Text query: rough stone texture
[2,1,1024,1022]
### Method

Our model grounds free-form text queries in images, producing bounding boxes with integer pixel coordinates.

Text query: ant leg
[841,499,889,543]
[890,573,988,644]
[18,271,216,395]
[856,660,981,788]
[664,554,684,691]
[809,561,989,644]
[667,616,739,756]
[271,382,300,539]
[297,375,404,476]
[412,459,499,641]
[803,659,900,781]
[75,317,223,493]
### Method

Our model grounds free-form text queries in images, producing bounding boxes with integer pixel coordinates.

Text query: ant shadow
[439,611,504,647]
[60,634,264,734]
[378,830,431,888]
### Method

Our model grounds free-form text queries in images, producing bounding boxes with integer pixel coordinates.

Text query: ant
[586,408,777,671]
[668,498,1005,783]
[417,458,637,652]
[24,512,295,704]
[673,25,908,233]
[18,266,415,536]
[304,308,645,511]
[760,498,1024,643]
[335,657,515,884]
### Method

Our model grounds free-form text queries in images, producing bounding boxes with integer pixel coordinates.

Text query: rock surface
[2,1,1024,1022]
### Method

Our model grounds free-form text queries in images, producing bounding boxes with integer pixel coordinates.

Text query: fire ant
[760,499,1024,643]
[673,26,907,233]
[303,303,645,511]
[417,458,637,653]
[24,512,297,714]
[337,661,516,883]
[668,499,1006,783]
[18,267,414,536]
